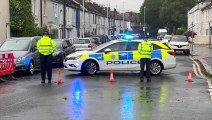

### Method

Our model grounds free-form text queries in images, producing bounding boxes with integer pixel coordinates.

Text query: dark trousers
[40,54,53,82]
[140,58,151,79]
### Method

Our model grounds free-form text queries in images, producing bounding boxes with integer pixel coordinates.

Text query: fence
[0,53,15,77]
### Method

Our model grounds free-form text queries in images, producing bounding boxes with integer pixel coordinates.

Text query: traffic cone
[187,68,193,82]
[55,68,63,84]
[109,68,116,82]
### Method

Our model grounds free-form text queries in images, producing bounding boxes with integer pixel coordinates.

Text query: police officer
[138,35,153,82]
[37,31,56,83]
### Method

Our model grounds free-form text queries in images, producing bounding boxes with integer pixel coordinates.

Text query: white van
[157,29,168,40]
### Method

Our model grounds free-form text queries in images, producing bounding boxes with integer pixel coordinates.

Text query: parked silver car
[73,38,97,51]
[0,36,41,75]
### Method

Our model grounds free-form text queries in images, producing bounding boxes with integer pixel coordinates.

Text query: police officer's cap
[43,31,50,35]
[144,35,149,39]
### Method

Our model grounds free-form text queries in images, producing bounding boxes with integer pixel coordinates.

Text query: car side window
[62,41,69,48]
[153,44,163,50]
[31,39,39,51]
[128,42,140,51]
[98,42,127,53]
[65,40,72,47]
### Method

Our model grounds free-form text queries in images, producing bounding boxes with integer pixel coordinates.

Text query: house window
[44,0,46,15]
[54,3,58,18]
[33,0,38,16]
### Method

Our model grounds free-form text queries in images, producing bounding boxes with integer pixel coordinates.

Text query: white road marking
[191,56,212,100]
[193,60,206,78]
[192,64,202,78]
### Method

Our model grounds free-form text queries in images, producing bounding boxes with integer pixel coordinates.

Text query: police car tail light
[168,51,176,56]
[88,44,92,48]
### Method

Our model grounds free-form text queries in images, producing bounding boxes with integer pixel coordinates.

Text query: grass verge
[195,59,212,80]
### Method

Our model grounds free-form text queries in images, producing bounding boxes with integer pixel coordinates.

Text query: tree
[10,0,37,37]
[160,0,198,34]
[139,0,198,36]
[176,25,187,35]
[139,0,164,36]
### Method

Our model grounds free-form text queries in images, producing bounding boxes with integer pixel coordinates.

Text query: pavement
[190,44,212,75]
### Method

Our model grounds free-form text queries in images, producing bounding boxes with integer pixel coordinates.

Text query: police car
[64,40,176,76]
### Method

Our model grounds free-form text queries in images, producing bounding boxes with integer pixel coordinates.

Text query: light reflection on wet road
[0,55,212,120]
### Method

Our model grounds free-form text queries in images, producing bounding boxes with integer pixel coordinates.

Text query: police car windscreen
[0,39,31,51]
[74,39,90,44]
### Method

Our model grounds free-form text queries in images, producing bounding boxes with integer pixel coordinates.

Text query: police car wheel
[28,61,35,75]
[84,61,98,75]
[150,61,162,76]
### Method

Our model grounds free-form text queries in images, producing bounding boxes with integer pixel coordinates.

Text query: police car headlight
[16,57,25,63]
[66,55,82,61]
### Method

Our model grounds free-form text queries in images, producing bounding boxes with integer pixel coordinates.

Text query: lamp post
[143,6,146,33]
[40,0,43,27]
[122,0,125,33]
[209,21,212,48]
[106,0,109,35]
[63,0,66,39]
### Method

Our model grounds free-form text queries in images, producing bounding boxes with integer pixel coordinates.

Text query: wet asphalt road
[0,54,212,120]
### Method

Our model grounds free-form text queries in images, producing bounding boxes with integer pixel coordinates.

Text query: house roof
[201,2,212,11]
[51,0,80,9]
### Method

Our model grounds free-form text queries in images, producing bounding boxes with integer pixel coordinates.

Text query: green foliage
[140,0,198,36]
[159,0,197,33]
[139,0,163,35]
[50,29,58,39]
[10,0,36,37]
[176,25,187,35]
[84,32,92,37]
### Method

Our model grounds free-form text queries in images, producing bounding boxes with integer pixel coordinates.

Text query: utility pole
[40,0,43,27]
[122,0,125,34]
[106,0,109,35]
[209,21,212,48]
[113,8,116,35]
[82,0,85,38]
[63,0,66,39]
[143,6,146,33]
[191,22,194,53]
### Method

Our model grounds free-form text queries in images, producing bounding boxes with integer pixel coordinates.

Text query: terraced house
[188,0,212,44]
[32,0,136,38]
[0,0,10,44]
[1,0,139,42]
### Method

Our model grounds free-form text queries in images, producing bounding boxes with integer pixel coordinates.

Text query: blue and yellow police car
[64,40,176,75]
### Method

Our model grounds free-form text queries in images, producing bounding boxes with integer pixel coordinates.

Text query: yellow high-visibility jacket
[138,40,153,58]
[37,36,56,55]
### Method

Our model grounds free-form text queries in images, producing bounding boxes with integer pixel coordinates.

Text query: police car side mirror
[104,48,111,54]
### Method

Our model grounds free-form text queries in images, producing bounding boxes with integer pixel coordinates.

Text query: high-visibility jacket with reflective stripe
[37,36,56,55]
[138,40,153,58]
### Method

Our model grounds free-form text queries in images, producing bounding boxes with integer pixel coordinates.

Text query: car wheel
[150,61,162,76]
[28,61,35,75]
[83,61,98,75]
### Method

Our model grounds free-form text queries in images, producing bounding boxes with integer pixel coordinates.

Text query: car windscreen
[164,35,172,39]
[74,39,90,44]
[92,40,115,51]
[171,36,187,42]
[56,41,63,48]
[0,39,31,51]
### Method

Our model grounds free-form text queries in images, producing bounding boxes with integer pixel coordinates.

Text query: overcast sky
[92,0,144,13]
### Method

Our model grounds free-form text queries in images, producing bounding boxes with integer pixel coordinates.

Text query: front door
[97,42,128,70]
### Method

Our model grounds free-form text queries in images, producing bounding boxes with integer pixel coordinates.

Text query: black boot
[147,79,151,82]
[140,78,144,82]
